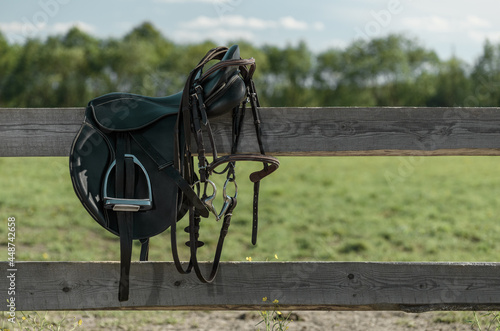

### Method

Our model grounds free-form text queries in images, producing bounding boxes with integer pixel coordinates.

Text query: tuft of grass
[257,297,292,331]
[1,311,82,330]
[469,311,500,330]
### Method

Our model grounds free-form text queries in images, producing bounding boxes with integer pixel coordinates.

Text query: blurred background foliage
[2,21,500,108]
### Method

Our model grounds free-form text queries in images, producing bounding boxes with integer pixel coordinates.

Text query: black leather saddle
[69,45,279,301]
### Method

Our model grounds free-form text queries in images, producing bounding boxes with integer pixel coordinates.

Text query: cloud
[279,16,308,30]
[402,16,452,33]
[154,0,231,3]
[468,30,500,43]
[182,15,276,29]
[51,22,96,34]
[401,15,492,34]
[399,14,499,49]
[174,28,255,42]
[462,15,491,29]
[172,14,325,46]
[0,22,29,34]
[312,22,326,31]
[181,15,324,31]
[0,20,95,41]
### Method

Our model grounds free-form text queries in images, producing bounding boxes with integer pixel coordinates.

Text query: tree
[4,24,500,108]
[315,34,440,106]
[427,57,471,107]
[103,22,177,96]
[260,41,314,106]
[0,32,19,107]
[469,40,500,106]
[315,47,376,106]
[2,38,46,107]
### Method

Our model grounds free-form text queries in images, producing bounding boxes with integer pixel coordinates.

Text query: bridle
[171,46,279,282]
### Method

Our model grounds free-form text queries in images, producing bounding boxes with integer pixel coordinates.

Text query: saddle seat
[90,91,182,131]
[90,44,246,131]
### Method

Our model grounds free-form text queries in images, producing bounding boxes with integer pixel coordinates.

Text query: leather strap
[170,208,193,275]
[207,154,279,181]
[139,238,149,261]
[191,196,236,283]
[199,58,255,83]
[117,213,133,302]
[116,134,135,302]
[130,132,209,218]
[252,181,260,245]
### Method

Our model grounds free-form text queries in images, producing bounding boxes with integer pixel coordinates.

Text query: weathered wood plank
[2,261,500,311]
[0,108,84,157]
[2,107,500,157]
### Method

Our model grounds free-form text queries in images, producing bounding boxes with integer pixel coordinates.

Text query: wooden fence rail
[2,107,500,157]
[1,107,500,311]
[3,261,500,312]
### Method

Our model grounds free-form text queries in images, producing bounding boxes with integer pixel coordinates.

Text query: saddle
[69,45,279,301]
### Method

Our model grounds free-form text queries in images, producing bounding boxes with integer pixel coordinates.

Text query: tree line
[1,21,500,108]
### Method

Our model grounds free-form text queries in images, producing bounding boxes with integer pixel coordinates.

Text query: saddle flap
[90,91,182,131]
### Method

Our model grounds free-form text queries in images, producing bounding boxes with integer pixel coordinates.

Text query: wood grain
[2,107,500,156]
[3,261,500,311]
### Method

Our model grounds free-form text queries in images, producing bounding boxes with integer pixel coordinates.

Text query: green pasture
[1,155,499,329]
[0,155,499,263]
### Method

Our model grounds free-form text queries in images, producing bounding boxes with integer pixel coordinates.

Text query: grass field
[1,155,499,263]
[1,155,499,329]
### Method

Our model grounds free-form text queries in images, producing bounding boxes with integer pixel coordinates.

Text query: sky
[1,0,500,64]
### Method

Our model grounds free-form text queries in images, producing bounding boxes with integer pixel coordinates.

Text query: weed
[256,298,292,331]
[251,255,294,330]
[2,311,82,331]
[469,311,500,331]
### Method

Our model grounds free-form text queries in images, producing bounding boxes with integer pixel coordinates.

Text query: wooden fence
[1,106,500,311]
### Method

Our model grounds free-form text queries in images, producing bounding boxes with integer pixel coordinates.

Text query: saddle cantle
[69,45,279,301]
